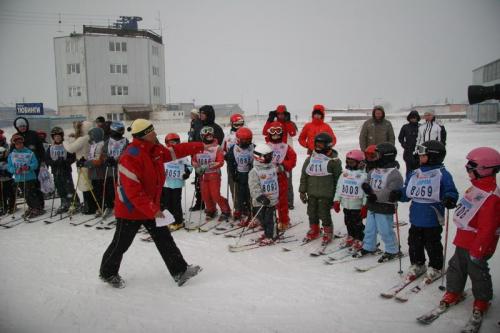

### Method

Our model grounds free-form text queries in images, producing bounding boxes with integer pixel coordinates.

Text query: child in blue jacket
[390,140,458,281]
[7,134,44,218]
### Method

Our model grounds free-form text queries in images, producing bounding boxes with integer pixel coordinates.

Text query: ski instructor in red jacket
[99,119,204,288]
[298,104,336,154]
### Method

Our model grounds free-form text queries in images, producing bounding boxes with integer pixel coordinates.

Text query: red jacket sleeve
[323,125,337,146]
[211,147,225,169]
[161,142,204,163]
[119,155,160,218]
[298,124,309,148]
[262,122,271,136]
[285,121,297,137]
[469,196,500,258]
[282,146,297,172]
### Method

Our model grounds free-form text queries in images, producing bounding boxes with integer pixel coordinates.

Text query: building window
[116,65,121,73]
[109,41,127,52]
[122,65,128,74]
[110,64,115,73]
[119,113,124,121]
[152,66,160,76]
[111,85,128,96]
[153,86,161,97]
[152,45,159,56]
[68,86,81,97]
[67,63,80,74]
[110,64,128,74]
[106,113,113,120]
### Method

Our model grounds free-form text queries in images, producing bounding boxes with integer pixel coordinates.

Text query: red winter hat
[313,104,325,114]
[276,105,287,113]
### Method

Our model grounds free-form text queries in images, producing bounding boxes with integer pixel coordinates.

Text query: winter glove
[442,196,457,209]
[360,205,368,219]
[195,165,207,175]
[21,165,30,172]
[182,167,192,180]
[76,157,86,168]
[361,183,374,195]
[388,190,402,203]
[299,192,308,204]
[105,157,116,167]
[276,164,285,173]
[256,194,271,206]
[332,201,341,213]
[267,111,277,123]
[469,254,485,266]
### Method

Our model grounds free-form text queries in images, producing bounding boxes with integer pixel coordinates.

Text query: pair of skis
[227,222,303,252]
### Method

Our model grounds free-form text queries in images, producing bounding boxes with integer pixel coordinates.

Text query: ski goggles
[200,127,215,136]
[232,120,244,128]
[415,144,428,156]
[267,127,283,135]
[465,161,478,172]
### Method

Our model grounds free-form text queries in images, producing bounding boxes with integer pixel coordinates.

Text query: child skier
[192,126,231,222]
[45,127,78,214]
[333,149,367,251]
[222,114,245,210]
[101,122,128,218]
[266,121,297,230]
[439,147,500,330]
[225,127,254,226]
[248,143,279,245]
[161,133,192,231]
[0,146,15,215]
[7,134,44,218]
[390,140,458,281]
[299,133,342,245]
[358,142,404,262]
[82,127,106,216]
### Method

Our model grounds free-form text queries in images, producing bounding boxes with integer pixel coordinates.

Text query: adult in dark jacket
[358,106,395,151]
[190,105,224,211]
[188,109,203,142]
[398,110,420,177]
[194,105,224,144]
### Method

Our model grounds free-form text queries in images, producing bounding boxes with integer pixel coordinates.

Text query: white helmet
[253,143,273,163]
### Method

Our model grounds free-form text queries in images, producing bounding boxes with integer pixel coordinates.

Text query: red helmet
[346,149,365,162]
[276,105,287,113]
[37,130,47,140]
[266,121,284,143]
[236,127,252,141]
[230,114,244,126]
[165,133,180,145]
[466,147,500,178]
[364,144,378,161]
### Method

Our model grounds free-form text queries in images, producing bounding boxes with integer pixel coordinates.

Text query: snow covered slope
[0,119,499,333]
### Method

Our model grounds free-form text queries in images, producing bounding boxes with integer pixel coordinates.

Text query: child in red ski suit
[192,126,231,221]
[266,121,296,230]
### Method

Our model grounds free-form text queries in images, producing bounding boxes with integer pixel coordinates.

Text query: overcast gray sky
[1,0,499,115]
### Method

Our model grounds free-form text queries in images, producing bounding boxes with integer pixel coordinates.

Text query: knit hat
[11,133,24,144]
[127,119,155,138]
[276,105,287,113]
[14,118,28,128]
[190,108,199,116]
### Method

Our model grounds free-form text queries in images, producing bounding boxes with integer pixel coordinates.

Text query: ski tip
[380,293,394,299]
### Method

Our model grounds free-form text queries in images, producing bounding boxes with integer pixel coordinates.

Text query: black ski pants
[161,187,184,224]
[100,218,188,279]
[343,208,365,241]
[253,205,276,238]
[408,225,443,270]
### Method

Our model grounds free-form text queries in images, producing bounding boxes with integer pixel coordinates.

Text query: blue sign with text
[16,103,44,116]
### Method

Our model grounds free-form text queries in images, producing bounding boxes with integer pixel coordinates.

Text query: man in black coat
[398,110,420,177]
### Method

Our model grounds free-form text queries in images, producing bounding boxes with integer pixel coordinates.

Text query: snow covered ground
[0,119,499,333]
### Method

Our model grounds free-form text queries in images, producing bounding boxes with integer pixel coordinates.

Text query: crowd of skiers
[0,105,498,325]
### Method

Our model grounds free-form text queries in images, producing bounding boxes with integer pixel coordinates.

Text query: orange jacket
[298,109,336,151]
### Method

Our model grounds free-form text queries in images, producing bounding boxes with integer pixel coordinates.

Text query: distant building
[411,104,468,115]
[53,17,166,121]
[469,58,500,123]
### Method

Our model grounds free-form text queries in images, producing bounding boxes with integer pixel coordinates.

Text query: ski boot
[29,208,45,218]
[205,210,218,221]
[175,265,202,286]
[189,201,204,212]
[100,274,125,289]
[218,211,231,222]
[22,208,32,219]
[406,264,427,281]
[378,251,402,263]
[259,237,275,246]
[351,239,363,252]
[353,248,376,258]
[232,210,242,221]
[102,208,114,220]
[440,291,462,307]
[248,218,261,229]
[168,222,185,232]
[424,266,442,282]
[321,226,333,245]
[304,224,321,242]
[340,235,354,248]
[56,205,69,215]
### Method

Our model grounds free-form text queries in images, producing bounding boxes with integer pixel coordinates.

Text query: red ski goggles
[267,127,283,135]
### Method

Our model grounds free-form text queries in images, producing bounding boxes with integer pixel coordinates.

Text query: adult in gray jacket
[359,105,395,151]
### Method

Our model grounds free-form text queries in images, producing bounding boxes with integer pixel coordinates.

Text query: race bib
[339,170,366,199]
[369,168,395,192]
[49,145,67,161]
[108,138,127,159]
[270,143,288,165]
[234,146,253,173]
[257,167,279,203]
[224,132,238,152]
[164,161,183,181]
[11,151,32,168]
[196,146,218,173]
[305,152,331,176]
[406,168,442,203]
[453,185,500,235]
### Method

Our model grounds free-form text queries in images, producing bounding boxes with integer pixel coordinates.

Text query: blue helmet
[110,121,125,134]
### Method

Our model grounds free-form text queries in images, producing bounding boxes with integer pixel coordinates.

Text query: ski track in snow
[0,119,499,333]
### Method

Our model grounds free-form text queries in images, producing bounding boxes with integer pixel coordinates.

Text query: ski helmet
[165,133,181,145]
[236,127,252,148]
[375,142,397,167]
[314,132,333,154]
[37,130,47,141]
[200,126,215,144]
[267,121,283,143]
[346,149,365,162]
[253,143,273,164]
[276,105,287,113]
[230,114,245,129]
[416,140,446,165]
[465,147,500,178]
[11,133,24,144]
[110,121,125,134]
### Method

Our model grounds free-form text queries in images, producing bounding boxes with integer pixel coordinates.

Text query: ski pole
[82,171,102,216]
[394,205,403,275]
[49,186,56,218]
[186,185,196,225]
[439,209,450,291]
[100,166,109,221]
[22,172,27,220]
[235,204,264,247]
[69,167,82,220]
